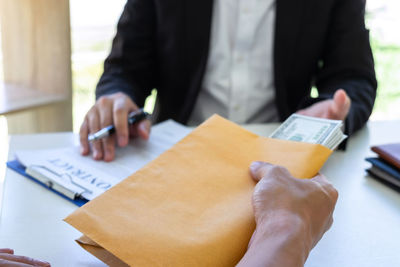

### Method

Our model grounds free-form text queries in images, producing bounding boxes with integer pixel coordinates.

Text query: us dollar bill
[270,114,347,150]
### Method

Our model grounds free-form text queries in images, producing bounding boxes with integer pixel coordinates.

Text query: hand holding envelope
[237,162,338,267]
[65,115,340,266]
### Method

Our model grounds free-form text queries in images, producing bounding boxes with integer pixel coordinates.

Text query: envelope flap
[76,235,129,267]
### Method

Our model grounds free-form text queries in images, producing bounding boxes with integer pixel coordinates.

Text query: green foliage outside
[370,39,400,119]
[72,62,99,131]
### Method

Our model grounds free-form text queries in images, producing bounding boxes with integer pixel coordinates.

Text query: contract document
[14,120,192,201]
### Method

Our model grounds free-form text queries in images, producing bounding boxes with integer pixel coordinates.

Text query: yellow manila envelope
[65,115,332,266]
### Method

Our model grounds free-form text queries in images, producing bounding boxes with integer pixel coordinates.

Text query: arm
[237,215,310,267]
[237,162,338,267]
[80,0,156,161]
[297,0,376,136]
[96,0,158,106]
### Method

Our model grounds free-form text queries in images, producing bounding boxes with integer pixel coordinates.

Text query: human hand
[80,92,151,162]
[237,162,338,267]
[296,89,351,121]
[249,161,338,249]
[0,249,50,267]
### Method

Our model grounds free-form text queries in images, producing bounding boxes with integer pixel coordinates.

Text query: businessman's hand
[237,162,338,267]
[0,249,50,267]
[296,89,351,121]
[80,92,151,162]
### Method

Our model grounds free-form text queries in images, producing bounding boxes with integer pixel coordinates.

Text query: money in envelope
[270,114,347,150]
[65,114,344,266]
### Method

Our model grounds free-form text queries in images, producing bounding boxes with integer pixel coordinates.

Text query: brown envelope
[65,115,332,266]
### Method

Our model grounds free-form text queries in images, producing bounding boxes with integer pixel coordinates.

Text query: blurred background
[0,0,399,134]
[70,0,400,130]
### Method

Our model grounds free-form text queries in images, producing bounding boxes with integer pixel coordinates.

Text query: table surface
[1,121,400,267]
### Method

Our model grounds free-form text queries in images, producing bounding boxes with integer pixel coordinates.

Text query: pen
[88,109,150,141]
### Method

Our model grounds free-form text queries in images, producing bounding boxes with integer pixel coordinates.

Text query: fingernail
[38,260,51,267]
[118,136,127,147]
[250,161,263,172]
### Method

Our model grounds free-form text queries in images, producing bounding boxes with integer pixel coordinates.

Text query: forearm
[96,73,146,106]
[96,0,157,105]
[237,214,311,267]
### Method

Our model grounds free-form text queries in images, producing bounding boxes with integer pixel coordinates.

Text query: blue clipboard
[6,160,88,207]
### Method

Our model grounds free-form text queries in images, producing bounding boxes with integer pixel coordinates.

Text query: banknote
[270,114,347,150]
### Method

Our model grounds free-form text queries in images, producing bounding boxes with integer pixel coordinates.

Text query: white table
[1,122,400,266]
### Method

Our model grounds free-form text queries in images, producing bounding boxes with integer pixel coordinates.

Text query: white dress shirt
[188,0,279,125]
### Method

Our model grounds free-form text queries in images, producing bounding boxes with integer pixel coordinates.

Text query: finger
[310,173,331,185]
[249,161,273,182]
[0,254,50,267]
[79,118,90,156]
[331,89,351,120]
[333,89,348,106]
[0,259,35,267]
[0,248,13,254]
[113,98,137,147]
[87,109,103,160]
[98,102,116,162]
[295,101,327,118]
[249,162,292,182]
[102,137,115,162]
[137,120,151,140]
[128,122,144,138]
[312,174,339,203]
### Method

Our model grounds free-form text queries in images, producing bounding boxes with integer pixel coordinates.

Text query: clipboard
[7,160,88,207]
[5,120,192,207]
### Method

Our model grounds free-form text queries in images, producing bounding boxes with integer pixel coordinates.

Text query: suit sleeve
[300,0,377,136]
[95,0,157,107]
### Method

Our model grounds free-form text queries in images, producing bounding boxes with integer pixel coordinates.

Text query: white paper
[15,120,192,200]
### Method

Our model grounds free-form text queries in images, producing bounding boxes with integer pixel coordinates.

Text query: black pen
[88,109,150,141]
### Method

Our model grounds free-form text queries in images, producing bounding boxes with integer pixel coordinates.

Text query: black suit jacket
[96,0,376,136]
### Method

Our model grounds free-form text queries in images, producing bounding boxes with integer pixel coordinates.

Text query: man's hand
[297,89,351,121]
[0,249,50,267]
[237,162,338,267]
[80,92,151,162]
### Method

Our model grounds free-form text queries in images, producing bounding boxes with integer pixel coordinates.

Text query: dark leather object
[372,143,400,170]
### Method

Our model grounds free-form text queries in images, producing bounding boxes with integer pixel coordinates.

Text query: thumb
[332,89,351,119]
[249,161,274,182]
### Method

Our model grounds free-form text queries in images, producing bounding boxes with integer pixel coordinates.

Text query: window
[70,0,126,131]
[367,0,400,120]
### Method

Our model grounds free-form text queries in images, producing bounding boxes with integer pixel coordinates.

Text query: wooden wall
[0,0,73,134]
